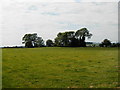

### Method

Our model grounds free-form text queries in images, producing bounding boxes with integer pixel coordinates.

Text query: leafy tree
[55,31,75,47]
[46,39,54,47]
[101,39,111,47]
[54,32,65,47]
[111,42,120,47]
[75,28,92,47]
[65,31,75,46]
[54,28,92,47]
[35,37,44,47]
[22,34,34,48]
[22,33,44,48]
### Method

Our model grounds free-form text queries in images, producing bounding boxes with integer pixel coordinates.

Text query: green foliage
[2,47,118,88]
[22,34,34,48]
[55,28,92,47]
[55,31,75,47]
[22,33,44,48]
[111,43,120,47]
[75,28,92,47]
[22,27,92,47]
[46,39,54,47]
[100,39,111,47]
[34,37,44,47]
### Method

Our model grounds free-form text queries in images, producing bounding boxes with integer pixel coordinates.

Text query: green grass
[2,47,118,88]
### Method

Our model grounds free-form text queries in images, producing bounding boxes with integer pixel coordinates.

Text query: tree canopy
[54,28,92,47]
[100,39,111,47]
[22,33,44,48]
[46,39,54,47]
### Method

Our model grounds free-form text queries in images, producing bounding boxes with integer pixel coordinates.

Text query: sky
[0,0,119,46]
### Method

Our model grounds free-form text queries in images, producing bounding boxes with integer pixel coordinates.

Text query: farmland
[2,47,118,88]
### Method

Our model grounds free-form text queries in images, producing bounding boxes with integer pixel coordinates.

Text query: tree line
[22,28,120,48]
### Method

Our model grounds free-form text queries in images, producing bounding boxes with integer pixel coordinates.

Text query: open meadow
[2,47,118,88]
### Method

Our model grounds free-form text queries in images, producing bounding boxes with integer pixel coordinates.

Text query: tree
[65,31,75,46]
[54,28,92,47]
[22,34,34,48]
[101,39,111,47]
[111,42,120,47]
[75,28,92,47]
[54,32,66,47]
[55,31,75,47]
[22,33,44,48]
[46,39,54,47]
[35,37,44,47]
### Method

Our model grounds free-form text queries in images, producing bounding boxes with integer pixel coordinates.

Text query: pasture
[2,47,118,88]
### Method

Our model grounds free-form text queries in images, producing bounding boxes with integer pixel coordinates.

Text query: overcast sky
[0,0,119,46]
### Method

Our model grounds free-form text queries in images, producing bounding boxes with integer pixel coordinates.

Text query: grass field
[2,47,118,88]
